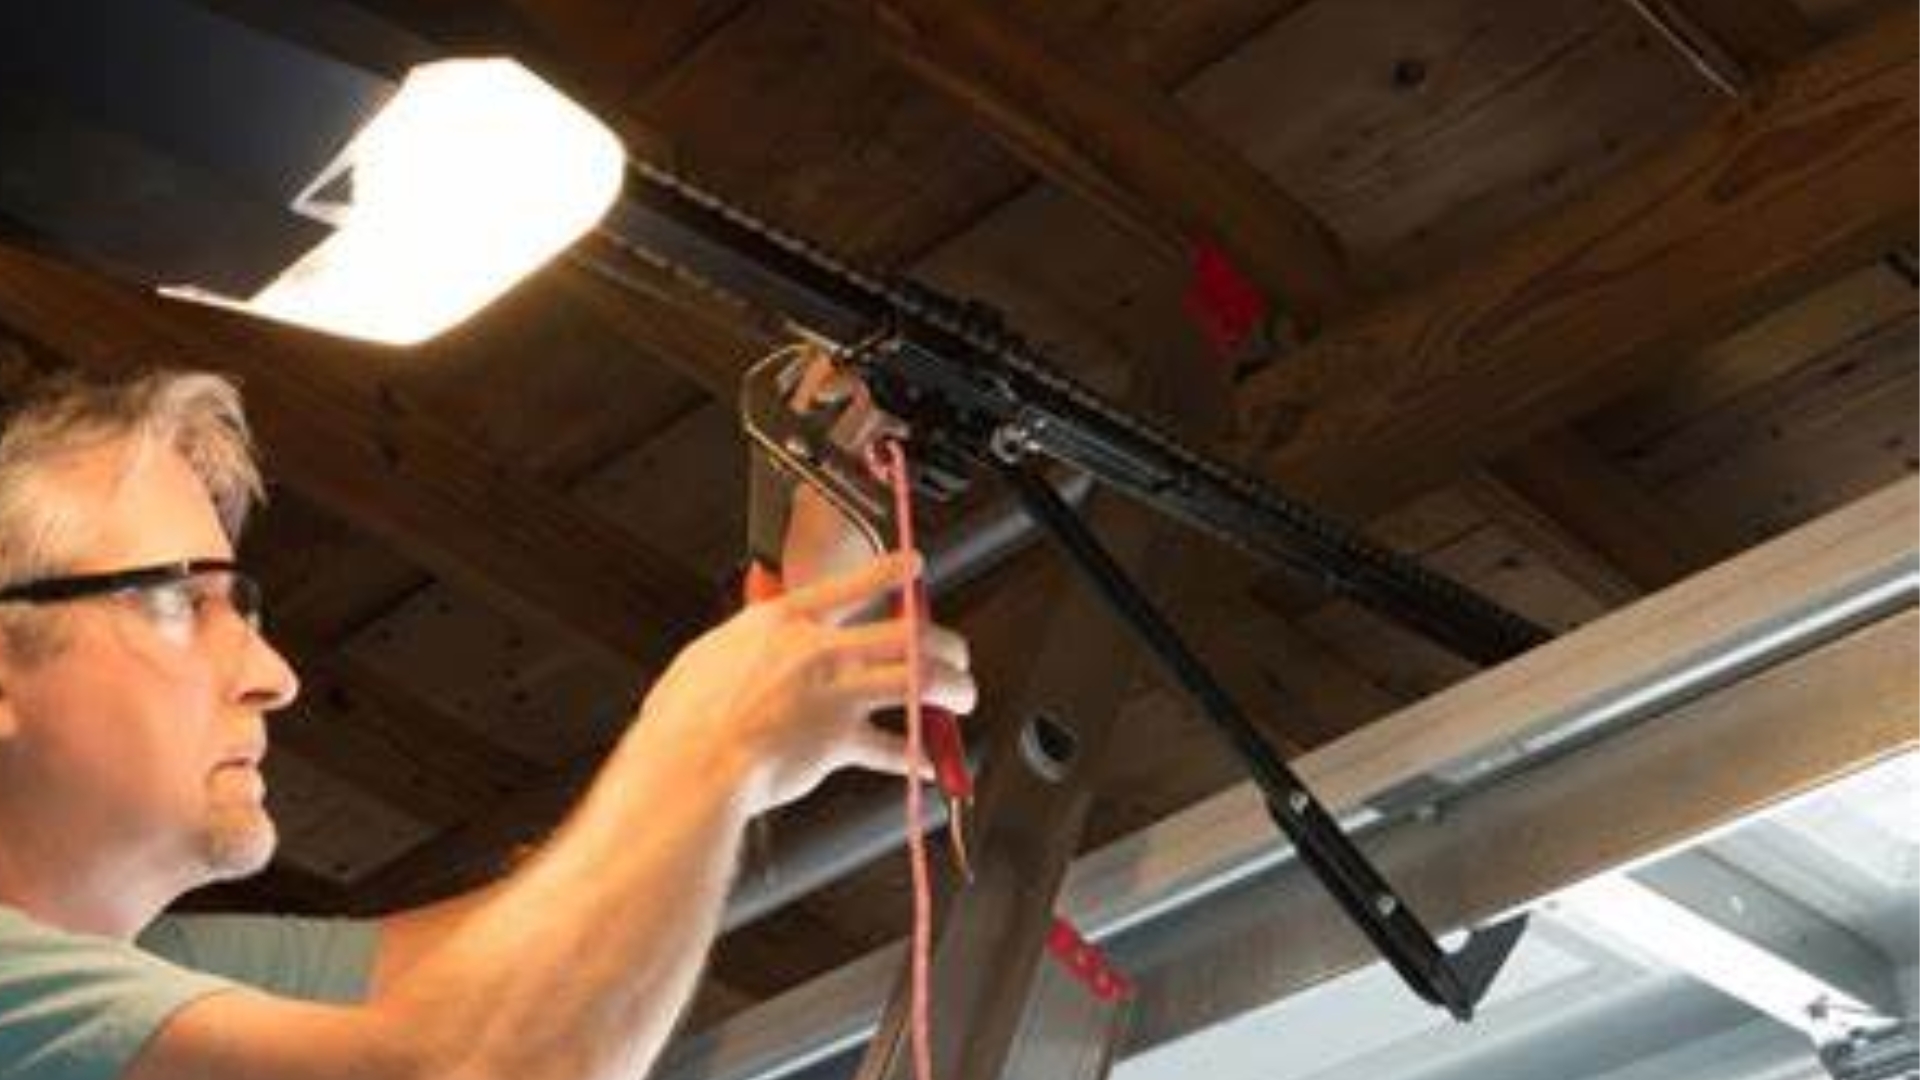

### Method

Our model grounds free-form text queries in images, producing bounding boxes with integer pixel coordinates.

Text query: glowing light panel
[163,58,623,346]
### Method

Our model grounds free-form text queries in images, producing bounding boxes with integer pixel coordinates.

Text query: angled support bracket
[998,460,1525,1021]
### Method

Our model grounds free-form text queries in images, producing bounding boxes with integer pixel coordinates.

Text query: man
[0,369,976,1079]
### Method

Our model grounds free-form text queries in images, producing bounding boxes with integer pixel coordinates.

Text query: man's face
[0,441,300,894]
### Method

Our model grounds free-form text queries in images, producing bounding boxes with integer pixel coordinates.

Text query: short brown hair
[0,370,262,657]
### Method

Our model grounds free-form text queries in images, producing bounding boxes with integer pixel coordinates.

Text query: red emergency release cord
[872,438,937,1080]
[865,443,1131,1075]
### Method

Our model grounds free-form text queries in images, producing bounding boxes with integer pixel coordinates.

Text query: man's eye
[133,582,198,625]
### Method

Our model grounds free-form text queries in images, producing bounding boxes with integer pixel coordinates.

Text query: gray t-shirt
[0,904,377,1080]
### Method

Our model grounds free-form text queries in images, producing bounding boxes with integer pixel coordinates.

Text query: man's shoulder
[0,904,235,1080]
[137,910,378,1005]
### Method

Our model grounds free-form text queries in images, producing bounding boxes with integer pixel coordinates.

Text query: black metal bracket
[997,459,1525,1021]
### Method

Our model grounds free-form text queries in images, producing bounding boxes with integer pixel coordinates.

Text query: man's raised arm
[126,552,974,1080]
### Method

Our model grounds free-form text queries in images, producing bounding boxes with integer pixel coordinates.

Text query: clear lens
[123,578,199,646]
[228,574,264,631]
[114,569,263,647]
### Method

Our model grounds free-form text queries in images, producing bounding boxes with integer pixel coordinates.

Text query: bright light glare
[1555,875,1880,1037]
[162,58,624,345]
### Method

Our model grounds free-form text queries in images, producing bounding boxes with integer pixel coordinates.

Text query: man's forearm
[376,722,751,1080]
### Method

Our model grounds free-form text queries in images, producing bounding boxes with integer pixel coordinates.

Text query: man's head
[0,370,299,929]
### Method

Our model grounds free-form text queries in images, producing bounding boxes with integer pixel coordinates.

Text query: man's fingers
[831,619,970,670]
[782,551,921,619]
[840,727,933,781]
[842,660,978,715]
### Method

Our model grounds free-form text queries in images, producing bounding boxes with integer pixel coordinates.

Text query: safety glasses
[0,559,264,647]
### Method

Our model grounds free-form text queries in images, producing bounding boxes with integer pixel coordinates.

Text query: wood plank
[1019,1,1313,87]
[379,274,702,489]
[246,494,430,647]
[260,747,438,883]
[348,761,587,912]
[830,0,1363,331]
[505,0,754,103]
[556,247,771,400]
[1237,5,1918,521]
[1622,0,1820,92]
[306,659,545,805]
[267,690,487,828]
[632,0,1031,265]
[1614,310,1916,489]
[1182,0,1722,289]
[0,246,714,670]
[1462,477,1640,606]
[1475,427,1738,596]
[621,1,1318,277]
[1583,260,1916,456]
[1656,318,1918,547]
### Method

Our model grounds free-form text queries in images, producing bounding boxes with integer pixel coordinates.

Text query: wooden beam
[1238,5,1917,523]
[1622,0,1820,94]
[0,246,715,671]
[348,760,589,912]
[829,0,1363,332]
[1475,427,1739,599]
[502,0,753,103]
[276,658,547,825]
[557,245,772,400]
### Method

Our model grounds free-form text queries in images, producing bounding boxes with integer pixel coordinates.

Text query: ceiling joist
[829,0,1363,333]
[1620,0,1820,93]
[1239,4,1916,522]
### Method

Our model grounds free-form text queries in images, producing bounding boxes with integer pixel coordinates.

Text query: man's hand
[640,552,975,815]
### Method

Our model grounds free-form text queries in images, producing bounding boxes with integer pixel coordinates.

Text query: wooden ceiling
[0,0,1914,1031]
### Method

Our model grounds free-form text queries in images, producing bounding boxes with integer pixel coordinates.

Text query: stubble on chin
[200,790,278,882]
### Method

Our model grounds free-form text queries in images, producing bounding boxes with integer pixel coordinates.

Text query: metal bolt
[1287,791,1310,815]
[989,423,1037,463]
[1375,894,1399,917]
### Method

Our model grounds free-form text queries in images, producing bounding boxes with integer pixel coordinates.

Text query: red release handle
[924,706,972,802]
[912,581,973,803]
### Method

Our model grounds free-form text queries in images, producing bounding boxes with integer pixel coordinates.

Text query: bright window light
[1554,874,1884,1040]
[162,58,624,346]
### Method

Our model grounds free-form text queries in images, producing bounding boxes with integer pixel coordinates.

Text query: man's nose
[239,632,301,712]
